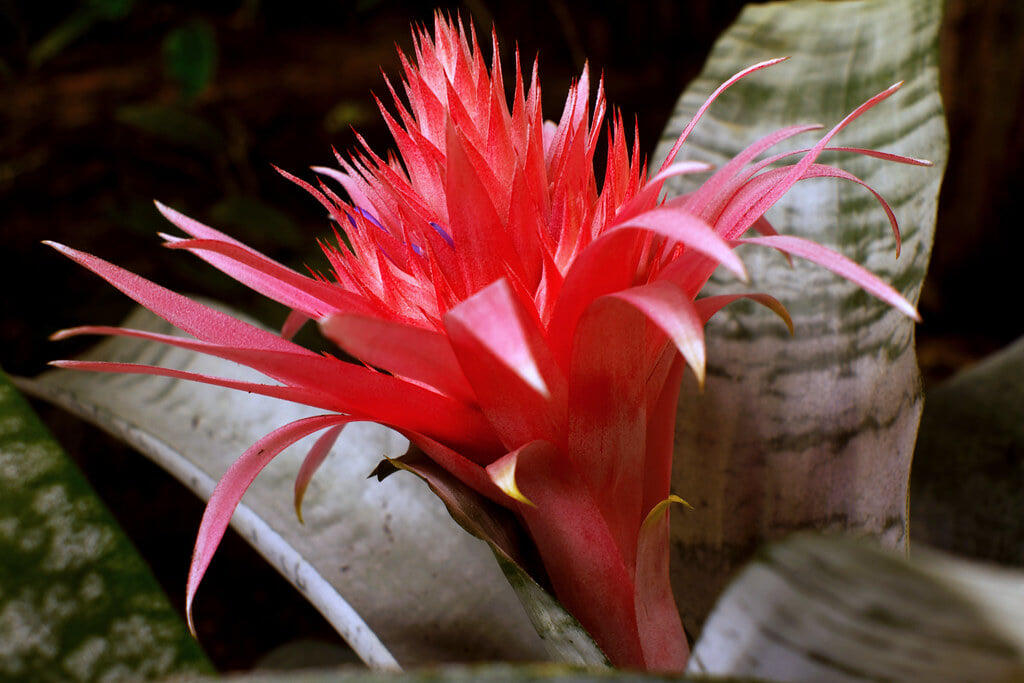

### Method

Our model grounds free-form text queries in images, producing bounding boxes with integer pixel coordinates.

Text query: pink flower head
[49,13,926,672]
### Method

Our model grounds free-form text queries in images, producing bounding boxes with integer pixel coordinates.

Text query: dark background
[2,0,1021,672]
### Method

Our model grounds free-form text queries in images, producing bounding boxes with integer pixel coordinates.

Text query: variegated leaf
[689,534,1024,681]
[653,0,947,634]
[0,368,213,681]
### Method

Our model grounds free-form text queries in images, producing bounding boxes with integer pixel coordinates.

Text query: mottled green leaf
[18,305,548,670]
[654,0,947,634]
[0,368,212,682]
[689,534,1024,681]
[912,335,1024,565]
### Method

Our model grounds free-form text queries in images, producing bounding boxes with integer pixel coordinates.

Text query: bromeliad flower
[48,14,927,672]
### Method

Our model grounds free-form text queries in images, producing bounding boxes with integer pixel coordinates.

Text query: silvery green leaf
[17,305,548,669]
[492,553,609,668]
[911,335,1024,564]
[0,368,213,681]
[653,0,947,633]
[689,534,1024,682]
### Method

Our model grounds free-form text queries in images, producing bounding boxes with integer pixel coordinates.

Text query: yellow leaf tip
[642,494,693,528]
[294,485,309,525]
[693,364,706,392]
[185,603,198,639]
[488,455,536,508]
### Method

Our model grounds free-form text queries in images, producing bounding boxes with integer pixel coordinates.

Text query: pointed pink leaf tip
[293,424,346,524]
[658,56,789,173]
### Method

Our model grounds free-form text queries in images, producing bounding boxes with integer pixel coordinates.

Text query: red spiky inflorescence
[49,13,927,671]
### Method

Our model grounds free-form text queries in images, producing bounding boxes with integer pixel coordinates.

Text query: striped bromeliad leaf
[690,534,1024,681]
[654,0,947,636]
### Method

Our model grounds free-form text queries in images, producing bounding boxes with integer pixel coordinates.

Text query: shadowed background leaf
[911,334,1024,565]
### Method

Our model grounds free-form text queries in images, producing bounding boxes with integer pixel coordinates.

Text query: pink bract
[49,13,926,672]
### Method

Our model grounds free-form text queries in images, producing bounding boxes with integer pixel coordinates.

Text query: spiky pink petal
[320,313,475,403]
[48,359,367,415]
[656,57,790,176]
[694,293,794,333]
[738,234,920,320]
[567,296,648,569]
[724,82,905,236]
[294,424,347,523]
[640,353,686,516]
[445,279,567,449]
[646,160,714,186]
[186,414,354,633]
[509,439,645,670]
[611,280,707,386]
[677,124,823,217]
[548,207,746,367]
[612,207,748,280]
[162,236,383,320]
[634,496,689,671]
[45,242,302,352]
[280,309,309,340]
[51,324,500,452]
[715,161,903,255]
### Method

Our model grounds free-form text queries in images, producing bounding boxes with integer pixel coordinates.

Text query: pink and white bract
[49,14,926,672]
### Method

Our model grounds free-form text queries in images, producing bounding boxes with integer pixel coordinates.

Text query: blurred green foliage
[162,19,217,102]
[28,0,133,68]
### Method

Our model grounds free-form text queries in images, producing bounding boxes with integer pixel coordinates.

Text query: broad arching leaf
[653,0,947,634]
[17,305,548,669]
[689,534,1024,681]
